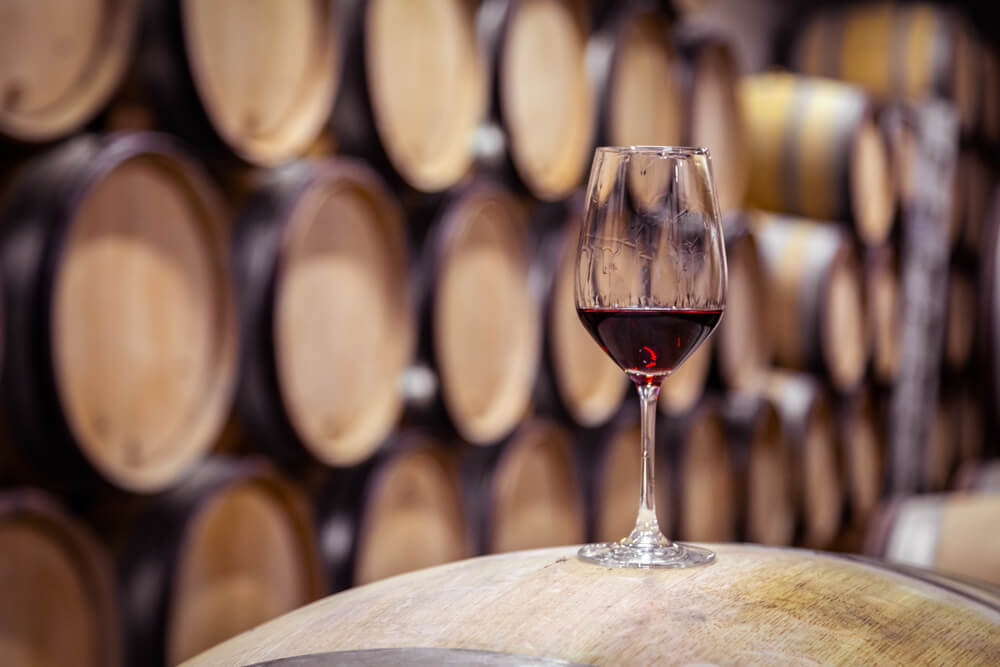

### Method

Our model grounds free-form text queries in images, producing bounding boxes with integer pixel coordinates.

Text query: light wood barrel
[589,6,684,148]
[722,392,795,546]
[476,0,593,201]
[183,544,1000,667]
[142,0,338,165]
[233,159,412,467]
[764,371,843,549]
[945,265,976,372]
[118,457,325,666]
[677,36,749,213]
[410,183,539,446]
[534,200,626,427]
[838,389,885,527]
[712,214,771,391]
[0,133,236,493]
[751,212,869,392]
[866,244,902,385]
[470,419,586,554]
[789,3,980,133]
[318,433,468,591]
[333,0,485,192]
[866,493,1000,587]
[740,73,894,245]
[0,489,120,667]
[0,0,138,143]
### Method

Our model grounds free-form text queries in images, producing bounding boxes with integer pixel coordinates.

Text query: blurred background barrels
[115,457,324,666]
[0,132,236,495]
[233,158,412,467]
[0,1,138,145]
[0,489,120,667]
[476,0,594,201]
[0,0,998,663]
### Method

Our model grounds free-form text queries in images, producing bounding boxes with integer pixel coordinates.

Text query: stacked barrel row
[0,2,998,666]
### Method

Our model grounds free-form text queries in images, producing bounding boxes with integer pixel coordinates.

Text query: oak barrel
[838,389,885,527]
[0,489,120,667]
[658,341,712,417]
[409,183,540,446]
[118,457,325,666]
[926,395,958,492]
[677,36,749,213]
[333,0,485,192]
[476,0,593,201]
[721,392,794,546]
[764,371,843,549]
[0,0,138,143]
[182,545,1000,667]
[317,432,468,591]
[866,493,1000,587]
[0,133,236,493]
[740,73,894,245]
[945,265,976,372]
[589,5,684,148]
[468,419,586,554]
[143,0,339,165]
[751,212,869,393]
[866,244,901,385]
[533,200,626,427]
[789,3,980,133]
[711,214,770,392]
[233,159,412,467]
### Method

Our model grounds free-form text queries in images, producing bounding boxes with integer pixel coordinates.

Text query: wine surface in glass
[577,307,722,384]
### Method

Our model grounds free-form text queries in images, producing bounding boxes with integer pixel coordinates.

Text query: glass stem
[627,381,669,548]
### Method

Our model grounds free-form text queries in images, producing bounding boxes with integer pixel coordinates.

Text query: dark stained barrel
[476,0,594,201]
[751,212,869,393]
[0,133,237,493]
[945,265,976,372]
[740,73,895,245]
[333,0,486,192]
[0,0,138,143]
[143,0,339,165]
[233,159,413,467]
[117,457,325,666]
[0,489,120,667]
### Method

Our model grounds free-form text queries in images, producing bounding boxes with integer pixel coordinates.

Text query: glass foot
[578,541,715,569]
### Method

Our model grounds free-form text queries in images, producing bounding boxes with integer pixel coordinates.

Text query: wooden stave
[182,544,1000,667]
[837,388,885,528]
[720,391,795,547]
[140,0,339,166]
[0,132,237,495]
[0,1,139,145]
[763,371,844,550]
[740,73,895,246]
[0,488,121,667]
[232,158,412,468]
[475,0,594,202]
[332,0,485,194]
[865,492,1000,588]
[315,431,468,593]
[787,3,979,135]
[117,456,325,667]
[865,243,902,385]
[530,197,627,429]
[674,34,749,214]
[751,212,870,393]
[403,181,540,447]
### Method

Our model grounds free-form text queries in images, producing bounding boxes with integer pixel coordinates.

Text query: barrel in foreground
[182,545,1000,667]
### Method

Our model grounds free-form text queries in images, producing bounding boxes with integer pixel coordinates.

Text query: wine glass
[575,146,727,568]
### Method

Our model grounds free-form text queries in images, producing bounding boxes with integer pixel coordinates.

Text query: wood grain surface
[183,544,1000,667]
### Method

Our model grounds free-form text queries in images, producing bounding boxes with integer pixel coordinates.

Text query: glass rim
[595,145,709,157]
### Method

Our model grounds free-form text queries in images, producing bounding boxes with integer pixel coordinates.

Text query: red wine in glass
[577,307,722,385]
